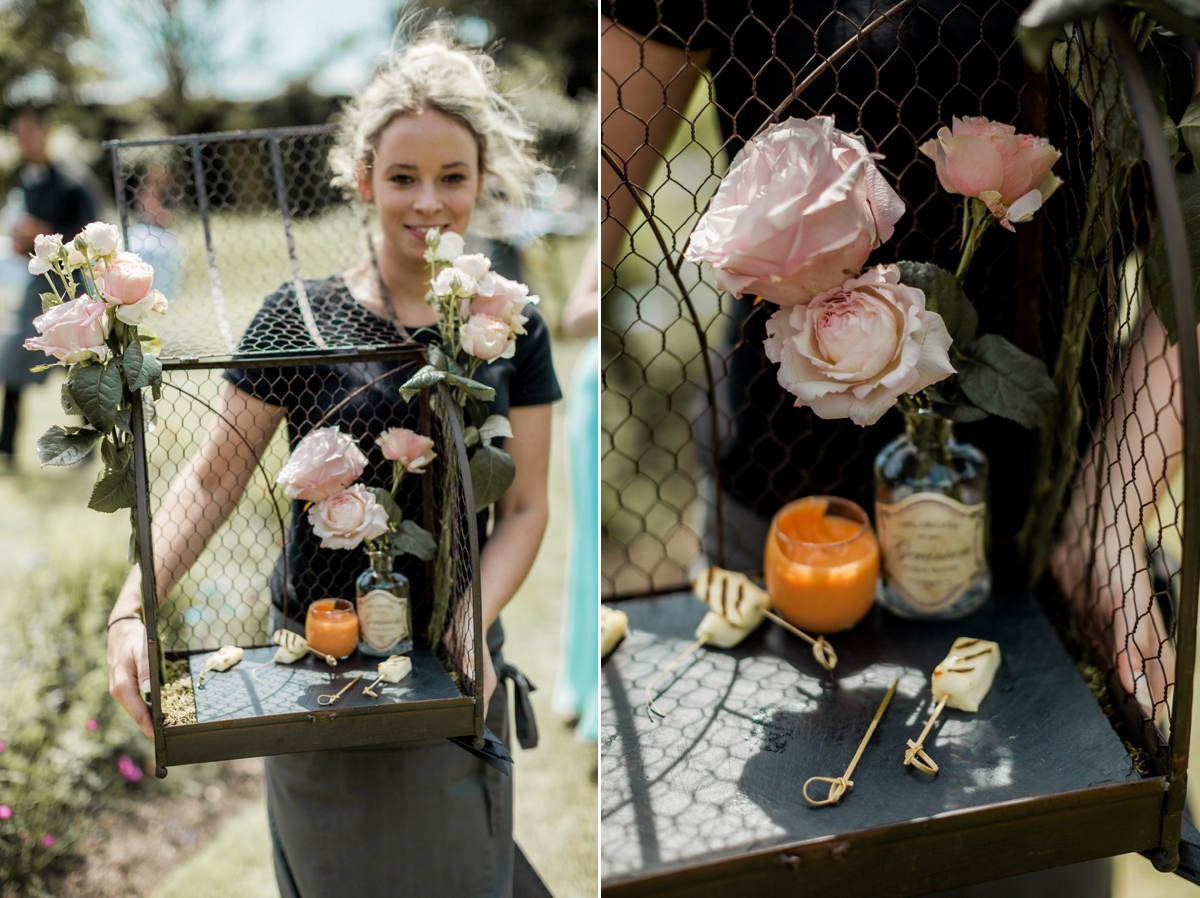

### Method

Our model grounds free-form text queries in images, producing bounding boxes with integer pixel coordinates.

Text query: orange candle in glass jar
[764,496,880,633]
[305,598,359,659]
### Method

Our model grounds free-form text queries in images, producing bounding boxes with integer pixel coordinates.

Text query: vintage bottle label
[357,589,410,652]
[875,492,987,612]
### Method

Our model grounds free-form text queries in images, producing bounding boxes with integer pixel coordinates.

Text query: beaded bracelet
[107,614,145,631]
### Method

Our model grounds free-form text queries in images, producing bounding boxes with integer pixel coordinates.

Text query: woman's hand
[107,587,154,739]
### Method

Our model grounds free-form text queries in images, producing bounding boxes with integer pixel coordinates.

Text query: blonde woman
[106,23,560,896]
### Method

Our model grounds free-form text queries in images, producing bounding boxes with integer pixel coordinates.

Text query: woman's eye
[444,173,466,184]
[390,174,413,185]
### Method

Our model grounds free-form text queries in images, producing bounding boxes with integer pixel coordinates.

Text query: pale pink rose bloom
[460,313,514,362]
[276,427,368,503]
[24,297,111,366]
[763,264,955,426]
[308,484,390,550]
[101,252,155,305]
[377,427,437,473]
[82,221,121,255]
[470,272,533,335]
[114,289,168,326]
[685,116,905,306]
[919,116,1062,231]
[453,253,491,280]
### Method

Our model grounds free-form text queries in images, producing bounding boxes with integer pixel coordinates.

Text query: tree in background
[0,0,93,106]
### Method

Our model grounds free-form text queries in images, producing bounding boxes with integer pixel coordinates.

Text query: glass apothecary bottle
[356,545,414,656]
[873,403,991,619]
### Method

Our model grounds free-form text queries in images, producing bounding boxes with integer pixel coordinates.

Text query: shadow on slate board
[600,587,1141,883]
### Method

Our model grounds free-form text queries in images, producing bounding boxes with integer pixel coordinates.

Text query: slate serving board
[601,587,1140,885]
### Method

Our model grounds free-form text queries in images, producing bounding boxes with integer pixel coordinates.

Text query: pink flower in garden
[0,738,5,751]
[377,428,436,473]
[276,427,368,503]
[118,755,144,783]
[460,314,514,362]
[39,834,56,848]
[918,116,1062,231]
[685,116,906,306]
[100,252,155,305]
[308,484,390,550]
[0,805,11,819]
[86,719,98,731]
[763,264,955,426]
[24,296,111,366]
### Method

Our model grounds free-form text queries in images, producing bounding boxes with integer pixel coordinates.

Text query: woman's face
[361,109,484,268]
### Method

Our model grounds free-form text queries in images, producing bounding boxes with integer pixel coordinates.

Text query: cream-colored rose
[424,229,466,263]
[453,253,491,280]
[276,426,368,503]
[763,265,955,426]
[308,484,390,550]
[377,427,436,473]
[113,289,168,326]
[81,221,121,256]
[685,116,905,306]
[460,313,514,362]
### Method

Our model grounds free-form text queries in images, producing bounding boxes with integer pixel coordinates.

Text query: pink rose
[460,313,514,362]
[470,272,532,335]
[308,484,390,550]
[377,427,436,473]
[101,252,155,305]
[763,264,955,426]
[276,426,368,503]
[39,834,56,848]
[24,297,111,366]
[0,805,10,819]
[453,253,491,280]
[685,116,905,306]
[919,116,1062,231]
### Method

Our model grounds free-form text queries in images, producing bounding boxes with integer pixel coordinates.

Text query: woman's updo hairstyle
[330,19,544,237]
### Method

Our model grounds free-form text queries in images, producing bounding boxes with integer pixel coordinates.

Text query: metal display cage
[104,126,486,776]
[600,1,1200,894]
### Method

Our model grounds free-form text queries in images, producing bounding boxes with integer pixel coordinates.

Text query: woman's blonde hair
[330,19,543,237]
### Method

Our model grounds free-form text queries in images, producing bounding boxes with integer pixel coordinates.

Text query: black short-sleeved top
[224,275,562,620]
[604,1,1049,573]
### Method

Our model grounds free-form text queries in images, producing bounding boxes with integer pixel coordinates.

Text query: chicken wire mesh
[600,0,1196,782]
[105,127,484,733]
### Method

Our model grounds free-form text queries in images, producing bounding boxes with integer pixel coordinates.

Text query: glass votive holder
[763,495,880,633]
[305,598,359,660]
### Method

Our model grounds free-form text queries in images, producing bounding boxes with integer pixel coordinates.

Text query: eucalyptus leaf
[956,335,1057,428]
[88,463,136,513]
[36,425,99,466]
[394,519,437,561]
[399,364,446,400]
[468,444,516,511]
[1145,166,1200,345]
[444,371,496,401]
[477,414,513,442]
[70,361,123,433]
[896,261,978,346]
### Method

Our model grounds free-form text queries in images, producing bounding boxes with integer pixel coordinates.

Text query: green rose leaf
[468,443,516,511]
[1135,0,1200,43]
[1015,0,1113,69]
[70,361,123,433]
[920,383,989,424]
[137,330,163,357]
[36,425,99,466]
[88,462,136,513]
[445,371,495,401]
[393,519,436,561]
[399,364,446,400]
[896,261,978,346]
[956,334,1056,428]
[123,340,162,393]
[40,292,60,313]
[463,425,480,448]
[1145,167,1200,345]
[1180,95,1200,167]
[61,382,83,416]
